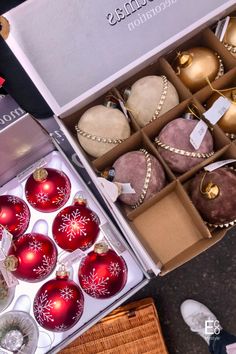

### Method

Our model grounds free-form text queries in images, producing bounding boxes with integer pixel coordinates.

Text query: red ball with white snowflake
[33,267,84,332]
[6,233,57,282]
[25,168,71,212]
[78,243,128,299]
[52,195,100,252]
[0,195,30,239]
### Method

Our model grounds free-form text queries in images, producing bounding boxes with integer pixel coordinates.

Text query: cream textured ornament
[125,76,179,127]
[223,17,236,57]
[76,104,131,158]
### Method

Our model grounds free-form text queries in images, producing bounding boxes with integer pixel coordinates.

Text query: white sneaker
[180,299,222,345]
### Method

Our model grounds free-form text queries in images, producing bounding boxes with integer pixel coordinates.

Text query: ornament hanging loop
[187,104,201,120]
[206,77,236,106]
[199,172,220,200]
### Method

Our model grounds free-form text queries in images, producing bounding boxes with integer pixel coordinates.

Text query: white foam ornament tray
[0,151,144,354]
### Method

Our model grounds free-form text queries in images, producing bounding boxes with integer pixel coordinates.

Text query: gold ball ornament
[124,75,179,127]
[76,103,131,158]
[223,17,236,57]
[173,47,224,92]
[206,89,236,137]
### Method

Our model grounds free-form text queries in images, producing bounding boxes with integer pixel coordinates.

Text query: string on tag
[187,104,202,120]
[206,77,236,106]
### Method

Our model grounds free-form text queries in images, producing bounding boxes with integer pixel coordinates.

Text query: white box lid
[3,0,235,117]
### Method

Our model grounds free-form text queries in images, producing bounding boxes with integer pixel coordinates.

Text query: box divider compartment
[126,180,212,271]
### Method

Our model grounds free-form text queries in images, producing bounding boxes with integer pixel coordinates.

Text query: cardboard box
[2,0,235,275]
[1,0,236,351]
[0,96,149,353]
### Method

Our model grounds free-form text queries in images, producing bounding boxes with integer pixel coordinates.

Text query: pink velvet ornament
[156,118,214,174]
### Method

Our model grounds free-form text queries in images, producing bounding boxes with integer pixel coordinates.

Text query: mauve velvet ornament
[190,168,236,225]
[113,151,166,206]
[157,118,214,174]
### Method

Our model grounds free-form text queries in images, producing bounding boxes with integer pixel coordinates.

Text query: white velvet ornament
[76,105,131,158]
[126,76,179,127]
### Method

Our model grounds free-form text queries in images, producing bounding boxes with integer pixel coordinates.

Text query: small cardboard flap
[3,0,235,117]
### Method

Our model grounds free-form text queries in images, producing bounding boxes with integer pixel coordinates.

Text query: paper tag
[190,120,208,150]
[204,96,231,125]
[98,177,120,202]
[0,227,13,256]
[117,183,135,194]
[0,260,19,288]
[119,99,130,121]
[59,248,86,267]
[100,223,126,254]
[204,159,236,172]
[215,16,230,42]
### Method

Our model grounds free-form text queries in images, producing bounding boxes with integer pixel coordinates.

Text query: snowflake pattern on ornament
[53,186,70,206]
[34,290,54,325]
[72,299,84,321]
[90,212,100,225]
[15,205,30,232]
[35,192,49,204]
[59,287,74,301]
[33,254,56,280]
[108,262,121,277]
[55,324,68,331]
[58,209,90,241]
[7,196,20,204]
[81,268,110,298]
[28,238,43,253]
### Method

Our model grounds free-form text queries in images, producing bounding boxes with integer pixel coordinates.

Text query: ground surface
[130,227,236,354]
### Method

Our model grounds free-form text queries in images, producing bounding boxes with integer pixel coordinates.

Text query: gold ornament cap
[73,192,87,206]
[56,264,70,280]
[200,181,220,200]
[177,51,193,68]
[33,168,48,182]
[94,242,109,254]
[4,255,18,272]
[0,16,10,40]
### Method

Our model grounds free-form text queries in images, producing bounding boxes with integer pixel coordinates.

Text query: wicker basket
[59,298,168,354]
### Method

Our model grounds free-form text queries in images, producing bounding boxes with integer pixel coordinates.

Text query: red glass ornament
[7,233,57,282]
[25,168,71,212]
[52,196,100,252]
[78,243,128,299]
[33,269,84,332]
[0,195,30,239]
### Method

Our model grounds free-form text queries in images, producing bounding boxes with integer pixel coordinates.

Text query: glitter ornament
[76,101,131,158]
[78,243,128,299]
[155,118,214,174]
[0,195,30,239]
[223,17,236,57]
[6,232,57,282]
[190,167,236,227]
[25,167,71,212]
[124,75,179,127]
[173,47,224,92]
[112,149,166,208]
[0,272,15,313]
[206,89,236,138]
[52,194,100,252]
[0,295,38,354]
[33,267,84,332]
